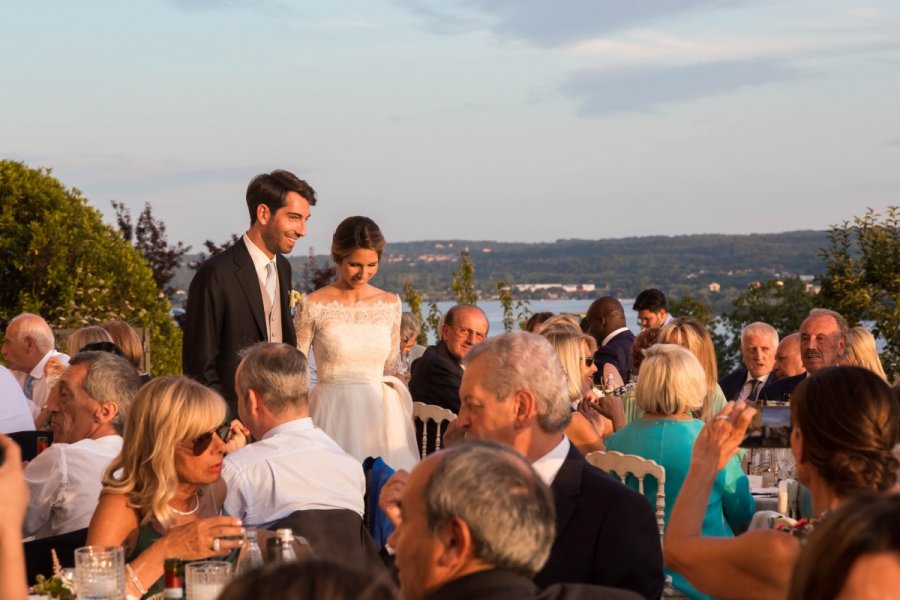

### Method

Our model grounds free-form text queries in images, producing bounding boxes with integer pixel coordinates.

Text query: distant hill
[171,230,828,308]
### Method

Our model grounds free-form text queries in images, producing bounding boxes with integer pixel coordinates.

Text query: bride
[294,216,419,471]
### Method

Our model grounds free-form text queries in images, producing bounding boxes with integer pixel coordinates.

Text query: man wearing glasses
[409,304,489,414]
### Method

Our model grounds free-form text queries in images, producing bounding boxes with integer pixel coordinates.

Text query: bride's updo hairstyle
[791,366,899,497]
[331,216,386,264]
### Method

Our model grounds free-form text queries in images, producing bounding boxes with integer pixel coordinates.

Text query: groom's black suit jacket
[183,238,296,412]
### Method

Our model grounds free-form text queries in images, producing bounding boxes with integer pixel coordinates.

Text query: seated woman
[665,366,900,600]
[840,325,888,381]
[605,344,754,599]
[658,318,725,422]
[87,376,246,598]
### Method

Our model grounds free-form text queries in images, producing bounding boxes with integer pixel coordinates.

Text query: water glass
[74,545,125,600]
[186,561,232,600]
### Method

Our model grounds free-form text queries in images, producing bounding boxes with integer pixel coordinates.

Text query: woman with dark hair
[219,558,400,600]
[665,366,900,600]
[787,493,900,600]
[294,216,418,470]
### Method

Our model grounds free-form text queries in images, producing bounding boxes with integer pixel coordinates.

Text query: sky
[3,0,899,255]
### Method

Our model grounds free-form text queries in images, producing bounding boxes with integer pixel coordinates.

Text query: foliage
[0,160,182,374]
[189,234,240,270]
[300,246,337,292]
[402,281,428,345]
[425,301,442,343]
[112,201,191,297]
[818,207,899,378]
[451,249,478,304]
[497,281,531,331]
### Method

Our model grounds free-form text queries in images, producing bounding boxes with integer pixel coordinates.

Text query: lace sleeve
[384,296,402,375]
[294,296,314,357]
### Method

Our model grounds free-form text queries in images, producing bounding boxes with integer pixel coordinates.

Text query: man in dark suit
[408,304,488,413]
[385,440,641,600]
[584,297,635,385]
[452,332,664,599]
[719,322,778,401]
[760,308,847,401]
[183,170,316,415]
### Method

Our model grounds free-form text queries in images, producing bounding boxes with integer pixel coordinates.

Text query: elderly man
[454,332,663,598]
[23,352,141,539]
[773,333,804,379]
[408,304,489,413]
[719,322,779,401]
[222,343,372,566]
[389,440,641,600]
[2,313,69,420]
[632,289,672,331]
[760,309,847,401]
[585,296,635,385]
[0,365,35,434]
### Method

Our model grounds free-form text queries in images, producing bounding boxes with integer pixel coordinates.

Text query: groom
[183,170,317,416]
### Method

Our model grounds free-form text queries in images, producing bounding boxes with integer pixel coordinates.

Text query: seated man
[388,440,641,600]
[719,322,778,401]
[409,304,488,413]
[24,352,141,539]
[2,313,69,421]
[772,333,804,379]
[222,343,370,564]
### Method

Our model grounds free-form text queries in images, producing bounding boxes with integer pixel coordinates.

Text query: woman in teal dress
[87,377,247,598]
[606,344,754,599]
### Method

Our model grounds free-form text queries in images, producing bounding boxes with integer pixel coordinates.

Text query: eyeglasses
[446,324,486,342]
[581,357,594,367]
[185,422,232,456]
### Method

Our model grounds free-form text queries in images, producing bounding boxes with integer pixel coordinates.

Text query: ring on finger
[715,415,730,421]
[211,537,221,552]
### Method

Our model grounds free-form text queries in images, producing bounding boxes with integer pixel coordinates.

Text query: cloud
[167,0,289,14]
[560,58,807,116]
[398,0,745,46]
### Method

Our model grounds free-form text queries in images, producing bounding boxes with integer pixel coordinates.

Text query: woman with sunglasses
[87,376,246,598]
[606,344,754,598]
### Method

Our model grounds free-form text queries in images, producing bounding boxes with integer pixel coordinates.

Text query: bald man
[584,297,635,385]
[2,313,69,420]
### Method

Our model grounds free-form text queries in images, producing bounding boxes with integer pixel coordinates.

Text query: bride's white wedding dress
[294,295,419,471]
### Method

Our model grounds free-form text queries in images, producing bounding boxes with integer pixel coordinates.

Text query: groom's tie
[265,261,277,306]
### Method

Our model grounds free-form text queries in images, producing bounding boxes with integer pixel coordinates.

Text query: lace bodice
[294,296,402,381]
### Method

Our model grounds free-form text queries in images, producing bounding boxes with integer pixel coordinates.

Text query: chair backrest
[412,402,456,457]
[586,450,666,544]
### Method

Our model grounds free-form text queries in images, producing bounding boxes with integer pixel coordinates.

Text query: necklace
[168,492,201,516]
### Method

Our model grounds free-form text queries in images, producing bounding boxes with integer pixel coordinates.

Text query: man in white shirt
[223,342,365,526]
[24,351,141,539]
[2,313,69,421]
[0,365,36,434]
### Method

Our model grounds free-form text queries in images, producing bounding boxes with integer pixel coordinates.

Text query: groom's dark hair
[246,169,317,224]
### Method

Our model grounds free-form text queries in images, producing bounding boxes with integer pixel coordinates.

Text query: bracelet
[125,563,148,596]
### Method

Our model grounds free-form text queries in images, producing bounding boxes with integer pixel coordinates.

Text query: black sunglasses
[188,422,232,456]
[583,357,594,367]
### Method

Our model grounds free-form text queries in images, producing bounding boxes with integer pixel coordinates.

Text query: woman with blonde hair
[658,318,725,422]
[841,326,887,381]
[87,377,245,598]
[66,325,113,356]
[606,344,754,597]
[102,320,146,373]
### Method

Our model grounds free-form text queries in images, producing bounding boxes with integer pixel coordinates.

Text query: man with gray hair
[454,332,663,598]
[389,440,641,600]
[24,352,141,539]
[222,343,371,566]
[2,313,70,420]
[761,308,849,401]
[719,321,779,401]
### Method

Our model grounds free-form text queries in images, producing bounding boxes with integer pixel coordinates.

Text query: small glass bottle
[163,558,184,599]
[276,528,298,561]
[235,529,264,575]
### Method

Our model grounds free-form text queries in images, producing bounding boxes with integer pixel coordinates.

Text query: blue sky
[3,0,899,255]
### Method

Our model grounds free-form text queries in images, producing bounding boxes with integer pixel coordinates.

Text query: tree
[497,281,531,331]
[112,201,191,296]
[402,281,429,345]
[300,247,336,293]
[451,249,478,305]
[819,206,899,378]
[189,234,240,270]
[0,160,182,374]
